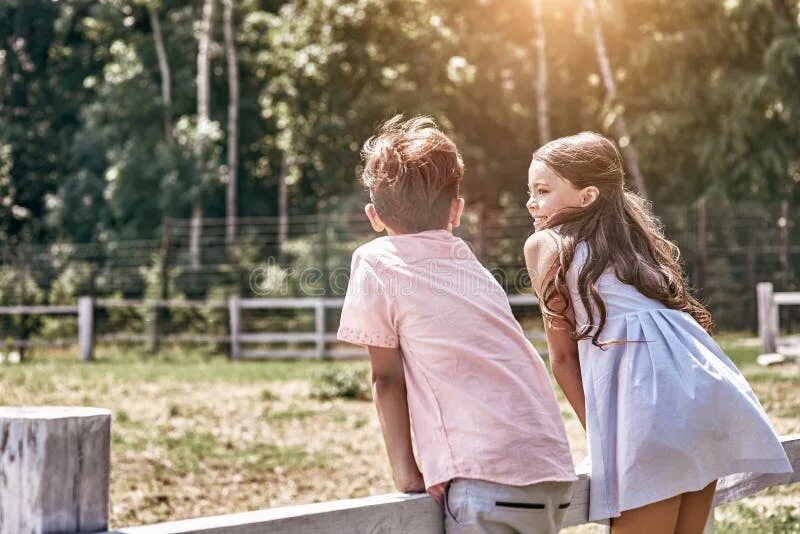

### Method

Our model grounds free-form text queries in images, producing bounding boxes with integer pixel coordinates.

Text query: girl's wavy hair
[535,132,712,347]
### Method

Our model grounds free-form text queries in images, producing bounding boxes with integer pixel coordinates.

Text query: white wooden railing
[1,408,796,534]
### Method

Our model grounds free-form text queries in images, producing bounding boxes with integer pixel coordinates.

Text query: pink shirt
[337,230,576,491]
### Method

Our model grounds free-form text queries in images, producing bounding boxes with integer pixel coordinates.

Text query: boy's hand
[428,483,445,506]
[395,469,426,494]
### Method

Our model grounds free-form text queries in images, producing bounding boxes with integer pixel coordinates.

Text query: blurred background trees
[1,0,799,329]
[1,0,797,244]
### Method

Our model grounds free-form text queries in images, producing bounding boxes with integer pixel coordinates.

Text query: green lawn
[0,334,796,531]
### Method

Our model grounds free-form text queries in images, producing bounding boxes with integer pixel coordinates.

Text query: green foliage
[0,265,45,342]
[717,503,800,533]
[3,0,800,244]
[310,365,371,401]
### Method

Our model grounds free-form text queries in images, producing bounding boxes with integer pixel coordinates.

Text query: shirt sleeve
[337,252,399,348]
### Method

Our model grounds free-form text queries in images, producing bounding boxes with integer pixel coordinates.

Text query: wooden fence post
[695,197,708,298]
[228,296,241,360]
[757,282,778,354]
[779,200,790,284]
[146,302,159,354]
[78,296,94,361]
[319,212,330,297]
[0,407,111,533]
[746,243,756,334]
[315,298,326,360]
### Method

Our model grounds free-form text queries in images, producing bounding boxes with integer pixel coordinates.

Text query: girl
[523,132,792,533]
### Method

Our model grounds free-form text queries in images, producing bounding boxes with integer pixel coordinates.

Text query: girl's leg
[610,494,681,534]
[674,480,717,534]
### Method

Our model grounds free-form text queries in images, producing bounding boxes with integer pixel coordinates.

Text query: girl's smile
[526,159,585,230]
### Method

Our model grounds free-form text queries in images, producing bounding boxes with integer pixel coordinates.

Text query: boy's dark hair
[361,115,464,233]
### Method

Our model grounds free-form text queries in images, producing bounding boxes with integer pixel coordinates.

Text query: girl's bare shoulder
[523,229,563,291]
[524,229,562,259]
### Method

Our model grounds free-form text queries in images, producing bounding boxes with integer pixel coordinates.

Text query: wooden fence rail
[103,433,800,533]
[0,296,544,361]
[1,407,795,533]
[100,435,800,534]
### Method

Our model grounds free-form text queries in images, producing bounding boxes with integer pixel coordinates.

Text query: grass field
[0,333,797,532]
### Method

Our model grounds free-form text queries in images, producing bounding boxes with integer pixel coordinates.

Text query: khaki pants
[444,478,573,534]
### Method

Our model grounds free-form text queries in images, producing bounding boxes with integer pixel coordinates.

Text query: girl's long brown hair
[535,132,712,347]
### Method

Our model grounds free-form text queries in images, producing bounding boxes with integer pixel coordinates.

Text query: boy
[337,116,576,533]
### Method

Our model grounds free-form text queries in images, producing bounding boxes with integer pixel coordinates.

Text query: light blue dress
[566,242,793,521]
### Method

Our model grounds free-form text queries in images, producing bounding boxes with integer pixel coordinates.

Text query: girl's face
[526,159,585,230]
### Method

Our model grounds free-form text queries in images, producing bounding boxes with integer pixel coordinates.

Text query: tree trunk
[532,0,551,144]
[223,0,239,249]
[197,0,213,127]
[585,0,648,197]
[770,0,792,21]
[278,152,289,263]
[148,4,172,139]
[191,0,215,271]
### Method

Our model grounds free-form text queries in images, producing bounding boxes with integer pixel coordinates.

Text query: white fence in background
[756,282,800,362]
[0,295,542,360]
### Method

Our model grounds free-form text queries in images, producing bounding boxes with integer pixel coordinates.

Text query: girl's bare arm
[524,230,586,430]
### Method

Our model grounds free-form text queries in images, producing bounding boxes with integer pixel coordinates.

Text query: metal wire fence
[1,200,798,346]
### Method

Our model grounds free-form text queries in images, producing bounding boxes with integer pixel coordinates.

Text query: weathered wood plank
[315,300,325,359]
[238,333,319,343]
[239,298,320,309]
[102,436,796,534]
[773,292,800,305]
[78,296,94,361]
[561,469,607,528]
[757,282,777,354]
[713,434,800,507]
[0,407,110,534]
[97,333,231,344]
[239,349,319,360]
[108,493,443,534]
[96,299,227,309]
[0,305,77,315]
[228,297,240,360]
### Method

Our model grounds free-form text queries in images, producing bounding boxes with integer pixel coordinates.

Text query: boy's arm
[368,345,425,493]
[524,231,587,430]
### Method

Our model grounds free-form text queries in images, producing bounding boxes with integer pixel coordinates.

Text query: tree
[532,0,551,144]
[0,1,85,242]
[223,0,239,248]
[147,0,172,138]
[190,0,215,270]
[585,0,647,196]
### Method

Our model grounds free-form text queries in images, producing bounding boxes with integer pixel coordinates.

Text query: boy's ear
[448,197,466,229]
[365,203,386,232]
[581,186,600,207]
